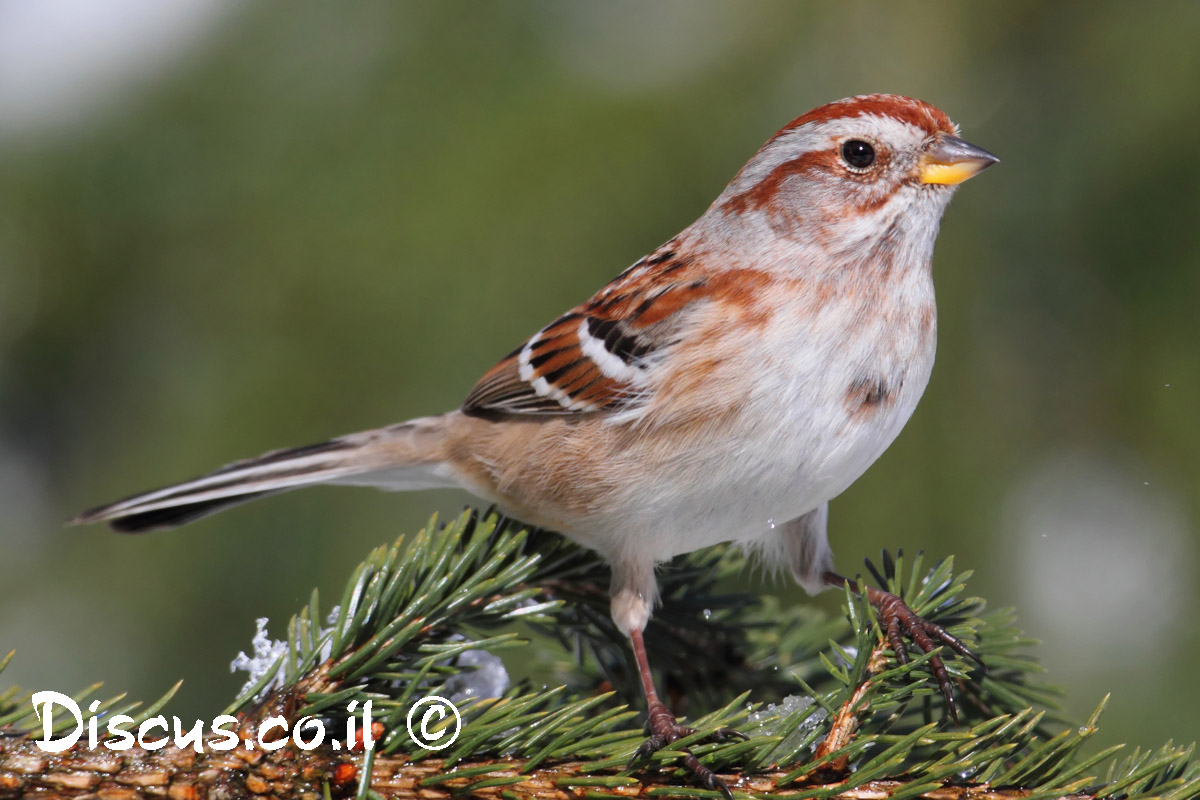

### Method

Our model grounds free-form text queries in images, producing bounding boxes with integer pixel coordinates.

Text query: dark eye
[840,139,876,170]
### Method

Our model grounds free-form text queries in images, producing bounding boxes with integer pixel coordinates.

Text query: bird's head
[712,94,998,266]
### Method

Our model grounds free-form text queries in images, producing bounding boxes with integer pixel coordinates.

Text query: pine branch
[2,509,1197,800]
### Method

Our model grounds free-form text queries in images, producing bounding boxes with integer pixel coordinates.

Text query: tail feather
[107,491,280,533]
[71,416,457,533]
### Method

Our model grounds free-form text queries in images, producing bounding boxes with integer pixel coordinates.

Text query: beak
[919,133,1000,185]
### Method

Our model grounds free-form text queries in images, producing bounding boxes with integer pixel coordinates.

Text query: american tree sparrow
[76,94,997,796]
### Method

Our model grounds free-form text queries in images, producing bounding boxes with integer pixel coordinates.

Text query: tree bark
[0,734,1084,800]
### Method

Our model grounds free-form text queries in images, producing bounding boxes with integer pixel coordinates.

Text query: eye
[840,139,876,170]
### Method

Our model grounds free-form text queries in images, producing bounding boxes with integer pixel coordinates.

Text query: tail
[70,415,458,533]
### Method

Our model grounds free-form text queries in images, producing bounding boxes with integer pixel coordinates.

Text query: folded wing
[462,245,711,418]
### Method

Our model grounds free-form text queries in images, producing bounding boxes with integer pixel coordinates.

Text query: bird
[74,94,997,796]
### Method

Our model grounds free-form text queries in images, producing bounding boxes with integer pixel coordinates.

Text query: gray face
[706,113,957,271]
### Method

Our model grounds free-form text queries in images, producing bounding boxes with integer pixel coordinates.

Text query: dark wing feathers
[461,245,707,419]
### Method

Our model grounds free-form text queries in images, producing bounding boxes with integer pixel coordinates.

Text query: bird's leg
[823,571,981,723]
[627,627,744,800]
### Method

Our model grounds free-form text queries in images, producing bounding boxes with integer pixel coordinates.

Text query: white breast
[593,266,937,563]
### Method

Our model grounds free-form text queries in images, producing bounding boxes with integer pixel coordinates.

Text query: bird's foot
[868,586,982,723]
[629,699,747,800]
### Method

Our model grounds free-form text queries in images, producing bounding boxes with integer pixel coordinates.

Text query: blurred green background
[1,0,1197,750]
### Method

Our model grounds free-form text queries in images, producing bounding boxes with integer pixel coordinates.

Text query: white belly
[590,286,937,562]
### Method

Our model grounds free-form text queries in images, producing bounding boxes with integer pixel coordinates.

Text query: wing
[462,244,708,418]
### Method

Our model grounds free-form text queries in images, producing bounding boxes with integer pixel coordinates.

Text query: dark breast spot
[845,374,894,414]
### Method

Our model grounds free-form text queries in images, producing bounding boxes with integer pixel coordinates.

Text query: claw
[703,767,737,800]
[932,624,986,668]
[629,733,668,767]
[885,613,907,667]
[826,568,980,724]
[710,726,750,743]
[630,699,741,798]
[870,588,978,723]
